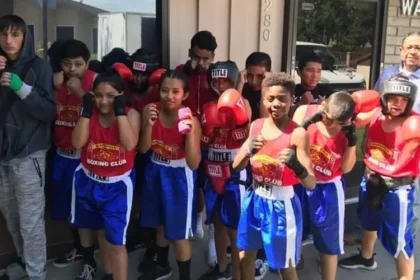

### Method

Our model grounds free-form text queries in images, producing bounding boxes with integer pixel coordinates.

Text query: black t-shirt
[293,83,334,104]
[242,83,261,122]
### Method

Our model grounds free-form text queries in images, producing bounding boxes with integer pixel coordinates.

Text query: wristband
[295,166,309,180]
[347,136,357,147]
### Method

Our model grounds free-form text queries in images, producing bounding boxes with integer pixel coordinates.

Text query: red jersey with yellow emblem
[81,107,135,177]
[249,118,300,187]
[364,110,420,178]
[304,105,346,181]
[54,70,96,150]
[150,103,186,164]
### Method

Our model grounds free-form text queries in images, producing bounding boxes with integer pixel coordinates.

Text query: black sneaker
[338,250,377,270]
[255,259,268,280]
[198,264,232,280]
[75,262,97,280]
[138,253,158,273]
[53,248,84,268]
[226,246,232,258]
[138,264,172,280]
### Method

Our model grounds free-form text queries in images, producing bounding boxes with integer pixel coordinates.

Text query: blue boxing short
[204,167,249,229]
[306,177,345,255]
[71,164,135,245]
[237,184,302,270]
[358,176,415,259]
[140,154,197,241]
[293,184,310,241]
[50,148,81,221]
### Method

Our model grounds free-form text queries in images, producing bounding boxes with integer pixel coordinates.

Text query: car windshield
[296,45,340,69]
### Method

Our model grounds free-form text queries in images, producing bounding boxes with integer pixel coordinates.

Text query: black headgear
[208,60,239,95]
[128,49,159,75]
[381,74,417,116]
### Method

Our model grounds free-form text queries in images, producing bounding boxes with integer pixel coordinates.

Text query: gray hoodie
[0,25,55,161]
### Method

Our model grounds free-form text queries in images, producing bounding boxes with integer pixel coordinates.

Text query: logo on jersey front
[310,144,338,177]
[365,140,398,171]
[86,141,127,167]
[251,154,284,186]
[55,104,81,127]
[151,140,179,163]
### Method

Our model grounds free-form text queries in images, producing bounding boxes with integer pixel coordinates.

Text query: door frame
[156,0,170,69]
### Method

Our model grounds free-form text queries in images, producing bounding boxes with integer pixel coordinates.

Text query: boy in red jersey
[139,70,202,280]
[198,61,253,280]
[51,40,99,272]
[71,71,140,280]
[233,72,316,280]
[339,74,420,280]
[293,91,357,280]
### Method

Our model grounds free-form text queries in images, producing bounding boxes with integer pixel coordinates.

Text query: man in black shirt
[293,54,334,105]
[238,52,271,121]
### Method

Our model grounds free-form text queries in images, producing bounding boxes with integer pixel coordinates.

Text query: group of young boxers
[49,30,420,280]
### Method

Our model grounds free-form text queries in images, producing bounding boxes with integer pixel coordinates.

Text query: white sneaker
[190,212,204,240]
[207,224,217,267]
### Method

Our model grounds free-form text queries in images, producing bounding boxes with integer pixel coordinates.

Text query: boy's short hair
[0,15,26,34]
[245,52,272,71]
[190,31,218,52]
[262,72,295,96]
[324,91,355,122]
[60,39,90,62]
[298,54,323,71]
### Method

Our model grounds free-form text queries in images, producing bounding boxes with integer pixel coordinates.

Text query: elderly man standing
[0,15,55,280]
[339,31,420,271]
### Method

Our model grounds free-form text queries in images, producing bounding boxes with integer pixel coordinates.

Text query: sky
[73,0,156,13]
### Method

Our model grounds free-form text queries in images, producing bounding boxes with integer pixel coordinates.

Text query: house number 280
[263,0,272,41]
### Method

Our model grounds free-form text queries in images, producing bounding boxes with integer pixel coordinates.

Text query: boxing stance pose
[71,71,140,280]
[139,70,201,280]
[339,74,420,280]
[293,92,361,280]
[124,49,164,111]
[233,72,316,280]
[197,61,252,280]
[51,40,99,274]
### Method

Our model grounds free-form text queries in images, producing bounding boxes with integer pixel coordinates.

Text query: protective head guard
[208,60,239,96]
[128,49,159,75]
[381,74,417,116]
[127,49,160,94]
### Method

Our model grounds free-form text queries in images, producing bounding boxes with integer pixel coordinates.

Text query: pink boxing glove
[178,107,192,134]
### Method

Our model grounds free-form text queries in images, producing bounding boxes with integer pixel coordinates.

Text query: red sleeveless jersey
[54,70,96,150]
[81,107,135,177]
[126,84,160,112]
[150,103,187,164]
[304,105,347,181]
[249,118,300,187]
[364,110,420,178]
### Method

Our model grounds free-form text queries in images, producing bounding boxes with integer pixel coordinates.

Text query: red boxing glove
[202,102,222,143]
[402,115,420,143]
[217,89,248,126]
[352,90,380,114]
[112,63,133,81]
[149,68,167,87]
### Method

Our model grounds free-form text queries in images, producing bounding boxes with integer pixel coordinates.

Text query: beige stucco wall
[168,0,285,70]
[13,0,98,53]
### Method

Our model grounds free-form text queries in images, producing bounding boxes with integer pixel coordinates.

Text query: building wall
[168,0,285,70]
[0,0,14,17]
[384,0,420,67]
[13,0,98,54]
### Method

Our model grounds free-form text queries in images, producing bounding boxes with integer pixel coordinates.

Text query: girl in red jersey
[138,70,202,280]
[71,71,141,280]
[232,72,316,280]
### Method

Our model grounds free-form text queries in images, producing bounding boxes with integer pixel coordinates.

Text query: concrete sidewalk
[45,230,420,280]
